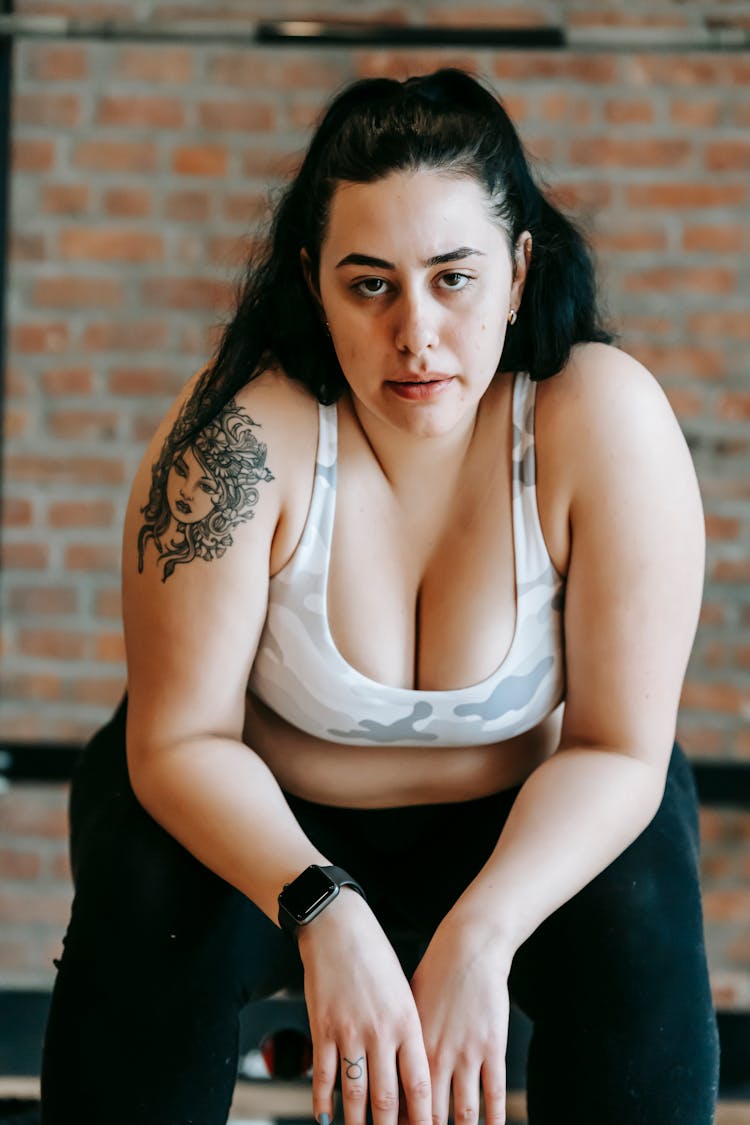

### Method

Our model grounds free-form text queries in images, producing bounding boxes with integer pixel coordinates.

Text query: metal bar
[0,14,747,50]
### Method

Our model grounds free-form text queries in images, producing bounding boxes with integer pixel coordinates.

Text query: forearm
[130,738,332,925]
[449,747,666,957]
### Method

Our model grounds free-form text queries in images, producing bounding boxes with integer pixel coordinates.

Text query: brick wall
[1,0,749,990]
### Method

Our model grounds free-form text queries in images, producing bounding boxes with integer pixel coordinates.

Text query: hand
[298,888,433,1125]
[409,912,513,1125]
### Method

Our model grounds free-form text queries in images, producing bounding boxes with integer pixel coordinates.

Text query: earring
[507,309,517,326]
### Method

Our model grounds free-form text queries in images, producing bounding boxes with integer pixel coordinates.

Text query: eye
[437,272,471,290]
[353,277,389,298]
[198,480,216,495]
[173,457,188,478]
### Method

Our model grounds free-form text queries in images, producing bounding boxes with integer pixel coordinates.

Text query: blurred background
[0,0,748,1092]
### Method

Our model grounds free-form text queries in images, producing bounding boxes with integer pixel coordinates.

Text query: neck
[345,389,483,497]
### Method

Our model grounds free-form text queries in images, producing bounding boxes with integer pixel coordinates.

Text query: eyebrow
[335,246,486,270]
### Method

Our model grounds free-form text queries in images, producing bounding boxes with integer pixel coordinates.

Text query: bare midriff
[242,691,564,808]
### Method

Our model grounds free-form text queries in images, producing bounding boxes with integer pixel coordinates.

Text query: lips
[176,499,192,515]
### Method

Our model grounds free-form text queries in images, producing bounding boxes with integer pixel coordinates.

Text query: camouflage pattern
[248,370,566,746]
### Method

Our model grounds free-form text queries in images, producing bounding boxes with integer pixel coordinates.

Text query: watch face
[284,866,336,923]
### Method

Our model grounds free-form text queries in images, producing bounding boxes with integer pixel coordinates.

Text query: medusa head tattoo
[137,395,274,582]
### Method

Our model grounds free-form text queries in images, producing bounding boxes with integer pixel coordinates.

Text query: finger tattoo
[343,1055,365,1080]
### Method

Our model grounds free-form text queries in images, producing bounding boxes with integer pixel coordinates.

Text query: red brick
[118,45,193,83]
[716,393,750,422]
[676,724,724,757]
[11,232,46,261]
[0,849,42,880]
[11,138,56,173]
[554,182,619,217]
[11,322,69,353]
[17,628,88,660]
[172,146,229,177]
[82,321,168,351]
[71,677,126,707]
[103,187,152,218]
[622,267,736,295]
[428,5,548,27]
[356,51,480,83]
[3,407,31,438]
[27,43,88,81]
[687,311,750,341]
[0,889,72,927]
[627,344,725,381]
[538,93,592,127]
[41,183,91,216]
[701,853,733,880]
[712,559,750,583]
[625,55,729,88]
[603,99,654,125]
[58,228,164,263]
[107,367,187,396]
[703,889,750,924]
[7,455,124,485]
[34,276,124,308]
[662,388,703,419]
[568,10,688,28]
[241,146,300,179]
[682,224,749,253]
[0,787,69,839]
[626,183,747,209]
[164,190,211,222]
[74,140,158,173]
[669,99,722,128]
[223,192,271,224]
[592,225,667,253]
[94,632,126,663]
[41,366,94,395]
[141,277,234,311]
[96,96,185,129]
[735,646,750,669]
[2,498,33,527]
[209,53,340,91]
[198,101,276,132]
[0,673,64,702]
[0,940,31,971]
[95,587,123,620]
[0,543,49,569]
[7,585,78,614]
[680,681,748,715]
[51,850,73,882]
[618,316,673,337]
[47,500,116,528]
[0,714,94,742]
[65,544,121,572]
[13,93,80,128]
[48,410,119,440]
[705,515,741,540]
[571,137,688,168]
[494,53,618,84]
[706,141,750,172]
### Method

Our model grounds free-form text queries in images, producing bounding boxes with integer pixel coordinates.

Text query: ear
[510,230,532,311]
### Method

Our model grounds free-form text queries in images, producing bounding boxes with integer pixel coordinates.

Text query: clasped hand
[299,892,512,1125]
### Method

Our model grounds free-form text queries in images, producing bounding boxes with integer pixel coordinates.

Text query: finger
[340,1046,368,1125]
[451,1063,482,1125]
[367,1044,400,1125]
[480,1056,507,1125]
[427,1067,452,1125]
[396,1036,432,1125]
[311,1037,339,1125]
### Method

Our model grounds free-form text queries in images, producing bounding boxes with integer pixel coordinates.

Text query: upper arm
[552,344,705,772]
[121,366,316,771]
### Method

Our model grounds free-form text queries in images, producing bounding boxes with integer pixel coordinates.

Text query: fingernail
[317,1115,330,1125]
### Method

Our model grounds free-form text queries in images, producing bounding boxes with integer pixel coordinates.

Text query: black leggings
[41,695,719,1124]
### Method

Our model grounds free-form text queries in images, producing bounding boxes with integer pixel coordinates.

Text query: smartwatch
[278,864,366,940]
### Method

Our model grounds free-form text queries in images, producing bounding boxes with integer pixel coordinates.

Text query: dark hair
[182,68,616,444]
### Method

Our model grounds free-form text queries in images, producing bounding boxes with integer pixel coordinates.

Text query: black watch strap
[278,864,366,941]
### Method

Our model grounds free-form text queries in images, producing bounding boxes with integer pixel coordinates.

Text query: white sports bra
[248,370,566,746]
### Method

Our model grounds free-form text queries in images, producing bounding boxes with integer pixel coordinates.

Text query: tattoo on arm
[137,395,274,582]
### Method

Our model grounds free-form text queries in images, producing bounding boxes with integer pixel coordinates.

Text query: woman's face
[313,169,530,438]
[166,446,219,525]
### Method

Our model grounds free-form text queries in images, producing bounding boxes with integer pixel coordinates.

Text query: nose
[393,291,439,360]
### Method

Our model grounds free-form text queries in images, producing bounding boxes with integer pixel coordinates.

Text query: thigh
[508,742,719,1124]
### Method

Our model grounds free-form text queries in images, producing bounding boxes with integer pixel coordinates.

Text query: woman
[41,69,719,1124]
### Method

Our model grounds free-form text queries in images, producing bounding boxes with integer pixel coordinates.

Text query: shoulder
[535,340,695,507]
